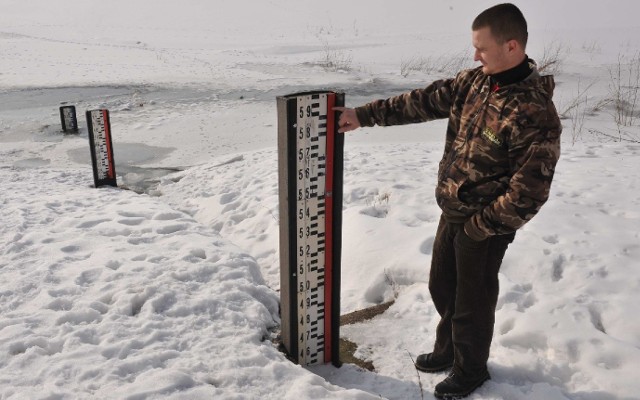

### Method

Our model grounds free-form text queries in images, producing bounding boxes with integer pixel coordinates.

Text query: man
[335,3,561,399]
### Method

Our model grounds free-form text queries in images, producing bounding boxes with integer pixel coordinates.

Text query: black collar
[490,56,533,87]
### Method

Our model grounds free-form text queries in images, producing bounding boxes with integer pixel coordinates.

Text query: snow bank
[0,168,371,399]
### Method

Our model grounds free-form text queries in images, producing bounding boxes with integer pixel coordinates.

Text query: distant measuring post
[86,109,117,188]
[59,105,78,133]
[277,91,344,367]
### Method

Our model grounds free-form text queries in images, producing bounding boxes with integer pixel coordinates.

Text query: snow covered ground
[1,1,640,399]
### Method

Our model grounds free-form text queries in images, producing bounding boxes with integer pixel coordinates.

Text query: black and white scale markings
[278,90,343,367]
[86,109,117,188]
[295,94,329,365]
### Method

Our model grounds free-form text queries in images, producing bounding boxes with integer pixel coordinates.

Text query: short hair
[472,3,528,48]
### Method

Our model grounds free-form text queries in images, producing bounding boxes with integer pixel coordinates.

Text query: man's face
[472,27,511,75]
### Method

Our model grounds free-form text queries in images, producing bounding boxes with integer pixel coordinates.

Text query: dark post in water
[86,109,117,188]
[60,105,78,133]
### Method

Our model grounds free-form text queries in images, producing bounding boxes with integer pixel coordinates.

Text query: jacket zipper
[440,79,493,181]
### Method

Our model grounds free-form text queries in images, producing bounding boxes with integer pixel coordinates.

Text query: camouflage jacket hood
[355,65,562,240]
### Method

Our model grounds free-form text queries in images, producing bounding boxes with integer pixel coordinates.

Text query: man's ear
[506,39,520,54]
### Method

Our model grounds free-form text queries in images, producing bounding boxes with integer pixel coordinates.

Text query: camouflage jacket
[355,65,562,240]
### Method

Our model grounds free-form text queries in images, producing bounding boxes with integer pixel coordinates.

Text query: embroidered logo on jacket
[481,127,503,146]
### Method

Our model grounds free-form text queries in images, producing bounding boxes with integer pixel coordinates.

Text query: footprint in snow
[153,211,184,220]
[75,268,103,286]
[220,192,239,205]
[77,219,110,228]
[497,283,536,312]
[552,254,566,282]
[117,217,145,226]
[156,223,189,234]
[419,236,435,255]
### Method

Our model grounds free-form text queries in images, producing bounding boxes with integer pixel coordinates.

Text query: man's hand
[333,107,361,133]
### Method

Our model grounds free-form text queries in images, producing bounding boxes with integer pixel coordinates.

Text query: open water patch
[67,142,179,194]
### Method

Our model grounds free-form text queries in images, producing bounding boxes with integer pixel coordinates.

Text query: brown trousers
[429,216,515,377]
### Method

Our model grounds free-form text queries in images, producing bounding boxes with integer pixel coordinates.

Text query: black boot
[414,353,453,373]
[433,370,490,399]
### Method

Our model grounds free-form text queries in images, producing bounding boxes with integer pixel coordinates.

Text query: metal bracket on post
[277,91,344,367]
